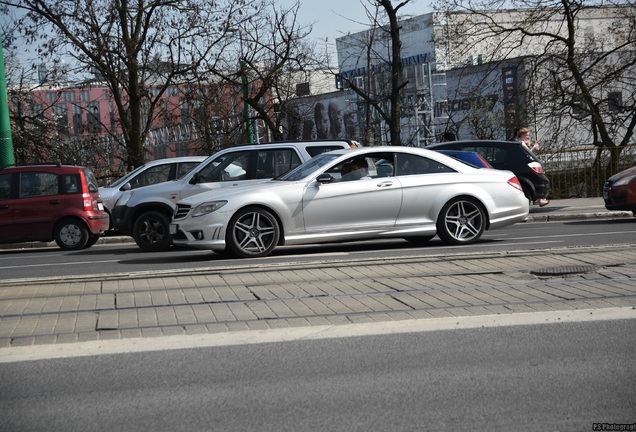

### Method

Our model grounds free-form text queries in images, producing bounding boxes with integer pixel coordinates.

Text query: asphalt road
[1,216,635,281]
[1,198,635,431]
[1,318,634,431]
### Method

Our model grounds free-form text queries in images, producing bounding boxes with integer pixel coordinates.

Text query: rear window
[305,145,346,157]
[82,168,100,193]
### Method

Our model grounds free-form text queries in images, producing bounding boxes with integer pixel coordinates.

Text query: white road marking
[1,307,634,363]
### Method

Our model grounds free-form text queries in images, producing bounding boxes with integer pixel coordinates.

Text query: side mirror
[120,182,132,191]
[316,173,334,184]
[189,172,200,185]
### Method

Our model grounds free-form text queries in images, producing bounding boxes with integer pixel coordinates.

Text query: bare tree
[201,0,318,143]
[329,0,411,146]
[1,0,260,169]
[435,0,636,174]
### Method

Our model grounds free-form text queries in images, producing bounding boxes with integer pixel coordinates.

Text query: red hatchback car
[603,165,636,216]
[0,163,110,249]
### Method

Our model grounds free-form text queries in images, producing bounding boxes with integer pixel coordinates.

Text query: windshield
[275,153,341,181]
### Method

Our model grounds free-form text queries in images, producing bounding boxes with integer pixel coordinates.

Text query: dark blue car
[434,150,493,169]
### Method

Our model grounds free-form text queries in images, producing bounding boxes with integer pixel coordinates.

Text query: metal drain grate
[531,265,599,276]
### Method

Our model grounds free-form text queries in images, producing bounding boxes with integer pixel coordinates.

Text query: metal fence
[539,145,636,199]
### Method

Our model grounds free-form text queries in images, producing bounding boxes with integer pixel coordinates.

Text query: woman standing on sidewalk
[512,127,549,207]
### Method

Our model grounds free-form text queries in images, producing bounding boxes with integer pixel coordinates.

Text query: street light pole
[0,33,15,166]
[240,59,254,144]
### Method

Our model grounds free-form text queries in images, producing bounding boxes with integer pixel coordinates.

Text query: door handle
[377,181,393,188]
[49,200,61,205]
[0,204,8,209]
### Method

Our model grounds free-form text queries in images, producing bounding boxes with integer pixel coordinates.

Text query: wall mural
[286,96,360,143]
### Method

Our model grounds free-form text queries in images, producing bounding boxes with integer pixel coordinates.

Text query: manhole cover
[531,265,599,276]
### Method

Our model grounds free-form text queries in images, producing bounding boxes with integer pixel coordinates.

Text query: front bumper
[111,205,134,235]
[603,185,636,211]
[170,222,227,251]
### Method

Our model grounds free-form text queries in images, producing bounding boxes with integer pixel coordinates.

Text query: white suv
[111,140,356,251]
[99,156,206,219]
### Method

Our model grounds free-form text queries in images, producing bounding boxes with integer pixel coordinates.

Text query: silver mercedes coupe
[170,146,529,258]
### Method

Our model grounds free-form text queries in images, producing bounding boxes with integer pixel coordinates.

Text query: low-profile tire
[404,235,434,245]
[54,218,89,250]
[226,207,280,258]
[436,197,486,245]
[133,211,172,252]
[84,235,100,249]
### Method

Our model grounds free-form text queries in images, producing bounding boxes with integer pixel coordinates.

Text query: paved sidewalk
[1,240,636,348]
[0,195,634,350]
[526,197,634,222]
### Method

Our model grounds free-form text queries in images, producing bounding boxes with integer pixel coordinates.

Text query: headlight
[614,175,636,187]
[192,200,227,217]
[116,191,133,206]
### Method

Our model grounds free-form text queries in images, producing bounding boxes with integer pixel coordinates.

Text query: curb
[525,210,634,222]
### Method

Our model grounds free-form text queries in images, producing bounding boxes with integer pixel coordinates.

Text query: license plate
[169,224,177,235]
[97,203,104,211]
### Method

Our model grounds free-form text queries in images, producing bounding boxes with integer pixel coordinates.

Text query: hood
[609,165,636,181]
[180,179,290,205]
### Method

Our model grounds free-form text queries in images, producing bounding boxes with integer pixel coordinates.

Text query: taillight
[528,162,544,174]
[83,193,93,211]
[507,176,523,192]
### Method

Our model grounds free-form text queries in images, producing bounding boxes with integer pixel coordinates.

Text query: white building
[286,6,635,148]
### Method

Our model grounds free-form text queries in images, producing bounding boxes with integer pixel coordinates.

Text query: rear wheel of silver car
[436,197,486,245]
[226,207,280,258]
[133,211,172,252]
[54,218,89,250]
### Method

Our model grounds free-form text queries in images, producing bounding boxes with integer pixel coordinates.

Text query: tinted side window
[396,154,455,175]
[256,149,301,179]
[198,151,250,182]
[131,164,172,188]
[19,172,59,197]
[64,174,81,194]
[176,162,201,179]
[0,173,11,200]
[452,145,502,167]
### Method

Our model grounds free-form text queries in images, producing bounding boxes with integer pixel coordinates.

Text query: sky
[282,0,432,45]
[2,0,433,69]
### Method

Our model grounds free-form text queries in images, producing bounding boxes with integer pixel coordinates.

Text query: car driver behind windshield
[341,158,371,181]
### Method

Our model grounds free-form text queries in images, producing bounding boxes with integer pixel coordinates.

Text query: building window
[296,82,310,97]
[572,96,587,116]
[87,102,102,133]
[608,92,623,112]
[109,101,116,131]
[63,91,76,102]
[72,104,83,135]
[52,104,68,134]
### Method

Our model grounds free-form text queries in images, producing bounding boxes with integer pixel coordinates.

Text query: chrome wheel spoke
[234,212,276,253]
[445,201,483,241]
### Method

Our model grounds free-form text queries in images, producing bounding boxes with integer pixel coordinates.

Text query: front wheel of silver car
[54,218,89,250]
[226,207,280,258]
[133,211,172,252]
[436,197,486,245]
